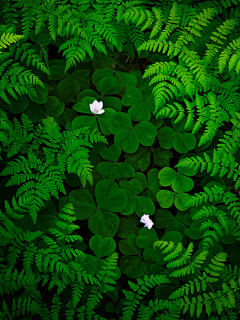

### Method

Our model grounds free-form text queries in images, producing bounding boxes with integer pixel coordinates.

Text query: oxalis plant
[1,0,240,319]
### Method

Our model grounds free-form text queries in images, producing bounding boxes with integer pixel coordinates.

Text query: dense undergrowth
[1,0,240,319]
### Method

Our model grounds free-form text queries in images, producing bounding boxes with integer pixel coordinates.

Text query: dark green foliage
[1,0,240,319]
[0,111,108,223]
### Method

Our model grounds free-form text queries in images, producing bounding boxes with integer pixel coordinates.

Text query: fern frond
[219,37,240,74]
[149,6,165,38]
[174,149,239,180]
[51,293,62,320]
[0,32,25,53]
[121,273,173,320]
[1,64,39,104]
[152,239,235,318]
[15,42,51,76]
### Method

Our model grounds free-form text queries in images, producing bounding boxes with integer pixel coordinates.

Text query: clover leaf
[69,179,128,237]
[122,86,155,122]
[157,116,196,154]
[158,167,194,193]
[119,179,155,217]
[89,234,116,259]
[108,112,157,153]
[97,143,135,181]
[156,190,192,210]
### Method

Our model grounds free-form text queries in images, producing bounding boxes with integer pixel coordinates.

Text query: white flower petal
[90,100,104,114]
[145,221,154,229]
[90,100,97,111]
[92,100,99,107]
[140,214,154,229]
[98,101,103,110]
[140,214,149,223]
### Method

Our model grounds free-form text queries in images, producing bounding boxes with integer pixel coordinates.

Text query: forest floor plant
[1,0,240,319]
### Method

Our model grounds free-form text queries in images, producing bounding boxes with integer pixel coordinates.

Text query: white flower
[90,100,105,114]
[140,214,149,223]
[140,214,154,230]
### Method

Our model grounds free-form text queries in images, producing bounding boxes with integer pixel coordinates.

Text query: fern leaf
[0,33,25,53]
